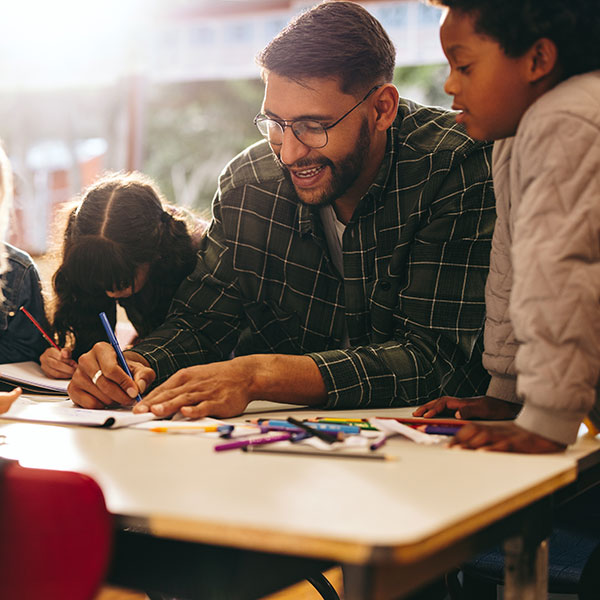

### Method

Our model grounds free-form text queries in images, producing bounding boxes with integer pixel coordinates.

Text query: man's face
[261,73,373,207]
[440,9,534,141]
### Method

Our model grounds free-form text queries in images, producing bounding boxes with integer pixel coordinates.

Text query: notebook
[0,361,69,395]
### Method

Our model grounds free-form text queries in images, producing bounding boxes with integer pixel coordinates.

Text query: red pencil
[19,306,60,350]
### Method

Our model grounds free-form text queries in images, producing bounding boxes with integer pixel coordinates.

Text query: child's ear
[527,38,559,83]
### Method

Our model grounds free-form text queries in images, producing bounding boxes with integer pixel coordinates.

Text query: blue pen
[99,311,143,403]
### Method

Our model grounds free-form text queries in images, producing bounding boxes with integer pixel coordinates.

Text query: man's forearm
[236,353,327,407]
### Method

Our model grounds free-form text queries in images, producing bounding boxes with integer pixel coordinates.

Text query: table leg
[503,536,549,600]
[108,530,335,600]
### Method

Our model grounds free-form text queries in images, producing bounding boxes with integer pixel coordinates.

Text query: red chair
[0,461,113,600]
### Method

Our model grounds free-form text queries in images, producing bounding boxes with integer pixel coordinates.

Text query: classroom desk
[1,403,599,600]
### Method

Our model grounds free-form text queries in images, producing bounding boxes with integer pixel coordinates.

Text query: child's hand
[449,422,567,453]
[413,395,521,420]
[0,387,21,414]
[40,347,77,379]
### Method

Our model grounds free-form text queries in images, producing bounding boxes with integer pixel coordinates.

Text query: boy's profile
[414,0,600,453]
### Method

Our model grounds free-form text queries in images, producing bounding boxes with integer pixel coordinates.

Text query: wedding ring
[91,369,103,386]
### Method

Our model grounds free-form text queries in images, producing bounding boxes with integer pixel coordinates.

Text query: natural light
[0,0,150,89]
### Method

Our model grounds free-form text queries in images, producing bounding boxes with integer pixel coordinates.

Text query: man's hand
[40,347,77,379]
[450,422,567,453]
[413,395,522,420]
[68,342,155,409]
[133,358,258,419]
[133,354,327,419]
[0,387,21,413]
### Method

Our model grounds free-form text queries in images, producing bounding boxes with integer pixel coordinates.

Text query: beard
[276,118,371,207]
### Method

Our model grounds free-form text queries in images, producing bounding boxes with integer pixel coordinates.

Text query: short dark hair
[427,0,600,78]
[256,0,396,95]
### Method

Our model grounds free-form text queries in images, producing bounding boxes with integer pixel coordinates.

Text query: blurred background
[0,0,449,256]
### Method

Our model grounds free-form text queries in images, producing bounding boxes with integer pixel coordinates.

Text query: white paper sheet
[1,396,157,428]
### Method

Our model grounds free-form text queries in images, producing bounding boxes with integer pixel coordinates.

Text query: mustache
[275,155,334,171]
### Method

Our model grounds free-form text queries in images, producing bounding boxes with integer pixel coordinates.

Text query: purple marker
[214,432,293,452]
[423,425,462,436]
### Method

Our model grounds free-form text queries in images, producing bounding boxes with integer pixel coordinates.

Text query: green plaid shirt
[134,98,495,409]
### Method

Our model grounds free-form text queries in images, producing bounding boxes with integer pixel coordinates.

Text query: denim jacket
[0,243,47,363]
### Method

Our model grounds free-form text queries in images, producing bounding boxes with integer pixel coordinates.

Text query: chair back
[0,461,113,600]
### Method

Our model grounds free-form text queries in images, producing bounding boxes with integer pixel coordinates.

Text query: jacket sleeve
[482,139,519,404]
[512,111,600,445]
[0,262,47,363]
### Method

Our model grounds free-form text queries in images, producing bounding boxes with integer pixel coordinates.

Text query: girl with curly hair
[41,172,207,379]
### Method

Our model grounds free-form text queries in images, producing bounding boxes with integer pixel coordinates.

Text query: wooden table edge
[117,465,575,566]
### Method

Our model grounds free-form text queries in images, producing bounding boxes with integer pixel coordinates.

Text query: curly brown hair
[51,172,204,355]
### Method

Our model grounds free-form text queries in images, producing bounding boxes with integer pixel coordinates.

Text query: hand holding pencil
[18,307,77,379]
[39,347,77,379]
[68,341,155,410]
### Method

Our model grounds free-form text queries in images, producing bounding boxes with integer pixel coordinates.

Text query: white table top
[0,403,594,565]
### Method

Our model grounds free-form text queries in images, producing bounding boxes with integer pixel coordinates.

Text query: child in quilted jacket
[414,0,600,452]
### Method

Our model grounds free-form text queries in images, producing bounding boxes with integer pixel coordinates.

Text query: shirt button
[380,280,391,291]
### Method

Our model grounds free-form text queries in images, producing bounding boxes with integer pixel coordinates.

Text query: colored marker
[220,425,270,439]
[19,306,60,350]
[214,432,293,452]
[310,418,378,431]
[375,416,470,427]
[99,311,143,403]
[369,423,458,448]
[150,425,235,434]
[253,419,360,434]
[244,446,395,461]
[418,425,462,436]
[370,435,389,451]
[286,417,341,444]
[313,417,367,423]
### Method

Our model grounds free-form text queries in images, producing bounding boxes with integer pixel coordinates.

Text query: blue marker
[99,311,143,403]
[254,418,361,434]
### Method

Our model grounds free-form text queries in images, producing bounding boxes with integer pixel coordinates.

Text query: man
[69,0,495,420]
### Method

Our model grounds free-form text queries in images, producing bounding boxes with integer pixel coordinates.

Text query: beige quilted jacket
[484,70,600,445]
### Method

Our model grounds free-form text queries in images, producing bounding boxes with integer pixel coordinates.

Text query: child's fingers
[0,386,21,413]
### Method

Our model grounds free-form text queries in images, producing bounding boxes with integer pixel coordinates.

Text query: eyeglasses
[254,85,382,149]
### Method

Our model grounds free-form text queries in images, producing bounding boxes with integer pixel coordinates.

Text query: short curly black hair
[427,0,600,78]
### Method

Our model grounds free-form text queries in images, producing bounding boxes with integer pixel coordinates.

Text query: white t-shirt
[320,205,349,348]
